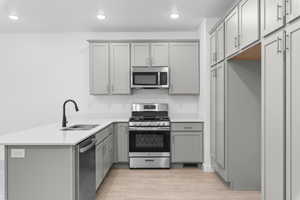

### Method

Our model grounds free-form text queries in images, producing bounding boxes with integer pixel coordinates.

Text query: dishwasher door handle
[79,139,96,153]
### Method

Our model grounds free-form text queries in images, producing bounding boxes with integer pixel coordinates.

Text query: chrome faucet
[62,99,79,127]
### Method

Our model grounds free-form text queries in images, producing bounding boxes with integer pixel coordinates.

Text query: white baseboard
[202,163,214,172]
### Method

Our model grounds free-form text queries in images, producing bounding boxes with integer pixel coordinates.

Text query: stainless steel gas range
[129,103,171,169]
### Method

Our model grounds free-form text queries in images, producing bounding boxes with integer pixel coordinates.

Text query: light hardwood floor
[96,168,261,200]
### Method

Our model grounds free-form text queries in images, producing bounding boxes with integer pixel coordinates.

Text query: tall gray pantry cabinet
[262,31,285,200]
[285,20,300,200]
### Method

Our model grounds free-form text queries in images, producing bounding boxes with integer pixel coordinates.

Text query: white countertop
[0,117,203,146]
[0,118,128,146]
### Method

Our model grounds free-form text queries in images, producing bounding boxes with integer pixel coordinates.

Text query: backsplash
[83,89,200,119]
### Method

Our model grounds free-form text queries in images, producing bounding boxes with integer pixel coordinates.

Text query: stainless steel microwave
[131,66,169,89]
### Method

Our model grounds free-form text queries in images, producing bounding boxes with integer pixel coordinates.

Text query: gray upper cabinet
[169,42,199,95]
[239,0,260,49]
[110,43,131,94]
[210,69,217,163]
[286,0,300,23]
[210,32,217,66]
[286,21,300,200]
[262,31,285,200]
[225,7,239,57]
[131,43,169,67]
[131,43,150,66]
[150,43,169,66]
[215,62,225,169]
[262,0,285,36]
[116,123,129,163]
[89,43,109,94]
[216,23,225,63]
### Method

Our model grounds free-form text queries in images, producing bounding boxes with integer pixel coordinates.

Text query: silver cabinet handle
[215,52,217,62]
[286,0,290,15]
[277,2,283,20]
[238,34,241,47]
[277,36,282,53]
[286,34,290,51]
[234,37,238,48]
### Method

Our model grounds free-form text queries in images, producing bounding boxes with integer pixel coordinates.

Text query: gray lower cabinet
[116,123,129,163]
[262,31,285,200]
[6,146,75,200]
[95,125,114,189]
[171,122,204,163]
[96,142,104,189]
[286,21,300,200]
[172,132,203,163]
[169,42,199,95]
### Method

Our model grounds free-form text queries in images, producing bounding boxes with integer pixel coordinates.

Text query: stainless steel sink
[61,124,99,131]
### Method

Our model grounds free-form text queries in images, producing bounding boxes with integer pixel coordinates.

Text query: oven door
[129,128,170,156]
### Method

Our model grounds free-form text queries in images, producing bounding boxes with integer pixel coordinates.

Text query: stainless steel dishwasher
[76,136,96,200]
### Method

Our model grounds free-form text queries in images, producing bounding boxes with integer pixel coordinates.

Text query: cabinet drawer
[171,122,203,131]
[96,125,113,144]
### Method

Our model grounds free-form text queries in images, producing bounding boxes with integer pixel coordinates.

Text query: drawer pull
[145,159,154,162]
[184,127,193,129]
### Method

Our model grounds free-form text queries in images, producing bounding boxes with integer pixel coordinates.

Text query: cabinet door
[286,0,300,23]
[262,0,285,36]
[210,69,217,161]
[131,43,150,66]
[151,43,169,66]
[239,0,259,49]
[225,7,239,57]
[169,42,199,94]
[210,32,217,66]
[286,22,300,200]
[96,143,104,189]
[107,134,114,167]
[103,140,109,175]
[110,43,130,94]
[117,123,129,163]
[262,31,285,200]
[215,62,225,169]
[216,24,225,63]
[172,133,203,163]
[89,43,109,94]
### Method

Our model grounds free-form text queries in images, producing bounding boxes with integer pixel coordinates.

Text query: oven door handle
[129,127,170,131]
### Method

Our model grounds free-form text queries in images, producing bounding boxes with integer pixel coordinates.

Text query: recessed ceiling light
[97,14,106,20]
[8,14,19,21]
[170,13,180,19]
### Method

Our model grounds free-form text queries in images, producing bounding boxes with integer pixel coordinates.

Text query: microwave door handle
[158,72,161,86]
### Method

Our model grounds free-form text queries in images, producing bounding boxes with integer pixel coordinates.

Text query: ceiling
[0,0,236,32]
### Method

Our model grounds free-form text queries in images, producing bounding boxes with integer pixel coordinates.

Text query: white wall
[0,31,201,160]
[198,18,220,172]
